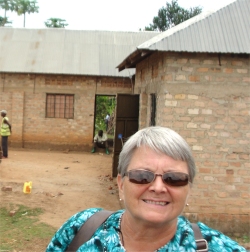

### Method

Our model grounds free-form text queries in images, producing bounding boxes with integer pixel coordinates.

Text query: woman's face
[117,146,191,227]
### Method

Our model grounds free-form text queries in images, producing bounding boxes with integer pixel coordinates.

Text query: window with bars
[46,94,74,119]
[150,94,156,126]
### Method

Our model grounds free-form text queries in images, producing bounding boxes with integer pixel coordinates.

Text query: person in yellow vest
[1,110,11,158]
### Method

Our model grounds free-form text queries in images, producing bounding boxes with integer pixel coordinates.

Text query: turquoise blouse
[46,208,247,252]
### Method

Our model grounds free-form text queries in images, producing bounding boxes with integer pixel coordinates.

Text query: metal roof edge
[0,26,160,34]
[0,70,134,78]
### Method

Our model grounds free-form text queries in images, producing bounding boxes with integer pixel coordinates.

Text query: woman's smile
[142,199,169,206]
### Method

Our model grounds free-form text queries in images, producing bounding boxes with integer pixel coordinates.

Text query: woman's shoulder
[178,216,247,251]
[197,221,247,251]
[46,208,122,251]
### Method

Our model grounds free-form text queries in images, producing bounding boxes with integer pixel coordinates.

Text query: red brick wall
[0,73,132,151]
[135,52,250,235]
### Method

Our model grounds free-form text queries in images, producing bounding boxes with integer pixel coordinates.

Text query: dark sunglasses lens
[128,170,154,184]
[163,173,189,186]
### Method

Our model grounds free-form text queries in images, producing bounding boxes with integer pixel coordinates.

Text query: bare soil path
[0,148,121,229]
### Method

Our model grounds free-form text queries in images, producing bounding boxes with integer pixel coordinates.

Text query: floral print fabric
[46,208,246,252]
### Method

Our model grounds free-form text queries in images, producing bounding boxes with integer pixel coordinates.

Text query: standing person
[1,110,11,159]
[91,130,109,155]
[104,113,110,132]
[46,126,247,251]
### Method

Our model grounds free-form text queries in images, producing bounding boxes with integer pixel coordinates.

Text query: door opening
[94,95,116,145]
[112,94,139,177]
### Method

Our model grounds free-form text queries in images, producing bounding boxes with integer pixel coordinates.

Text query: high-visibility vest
[1,117,11,136]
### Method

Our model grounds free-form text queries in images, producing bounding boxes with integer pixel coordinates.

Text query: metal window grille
[46,94,74,119]
[150,94,156,126]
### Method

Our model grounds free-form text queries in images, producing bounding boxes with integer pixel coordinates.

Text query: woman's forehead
[128,146,188,172]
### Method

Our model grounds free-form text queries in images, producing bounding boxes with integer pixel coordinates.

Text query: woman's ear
[117,174,124,201]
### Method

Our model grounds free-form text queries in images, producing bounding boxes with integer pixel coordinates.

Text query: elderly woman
[46,126,246,251]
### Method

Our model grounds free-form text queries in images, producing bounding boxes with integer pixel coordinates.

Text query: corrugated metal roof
[0,28,158,77]
[118,0,250,71]
[138,0,250,53]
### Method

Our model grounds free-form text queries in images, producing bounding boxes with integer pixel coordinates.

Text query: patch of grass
[0,205,56,251]
[233,235,250,249]
[242,235,250,243]
[239,235,250,243]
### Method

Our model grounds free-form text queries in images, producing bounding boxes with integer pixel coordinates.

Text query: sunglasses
[123,169,190,187]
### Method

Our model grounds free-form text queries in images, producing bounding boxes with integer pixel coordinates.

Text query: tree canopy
[0,0,13,26]
[0,15,11,26]
[144,0,202,32]
[44,18,68,28]
[13,0,39,27]
[0,0,13,17]
[0,0,39,27]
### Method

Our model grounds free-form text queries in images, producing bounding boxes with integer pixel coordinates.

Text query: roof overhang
[117,49,156,72]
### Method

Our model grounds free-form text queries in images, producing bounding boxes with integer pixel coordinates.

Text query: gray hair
[117,126,196,183]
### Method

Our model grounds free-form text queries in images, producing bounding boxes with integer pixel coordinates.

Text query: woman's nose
[149,175,167,193]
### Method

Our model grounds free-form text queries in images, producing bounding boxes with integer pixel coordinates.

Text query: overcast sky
[1,0,236,31]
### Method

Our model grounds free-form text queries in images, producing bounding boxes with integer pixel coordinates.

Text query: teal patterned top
[46,208,247,252]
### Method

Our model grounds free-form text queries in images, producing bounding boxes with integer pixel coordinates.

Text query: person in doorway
[104,113,110,132]
[91,130,109,155]
[46,126,246,251]
[1,110,11,158]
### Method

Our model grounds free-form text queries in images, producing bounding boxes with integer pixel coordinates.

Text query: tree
[44,18,68,28]
[13,0,39,27]
[0,0,13,18]
[144,0,202,32]
[0,0,13,26]
[0,16,12,26]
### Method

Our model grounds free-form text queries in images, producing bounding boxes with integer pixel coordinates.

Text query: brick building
[0,29,158,150]
[117,0,250,234]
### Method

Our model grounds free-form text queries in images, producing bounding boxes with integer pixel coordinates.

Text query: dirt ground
[0,147,122,229]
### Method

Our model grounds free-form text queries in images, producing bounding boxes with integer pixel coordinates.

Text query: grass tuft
[0,205,56,251]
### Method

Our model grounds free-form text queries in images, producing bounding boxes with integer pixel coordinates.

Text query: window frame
[46,93,74,119]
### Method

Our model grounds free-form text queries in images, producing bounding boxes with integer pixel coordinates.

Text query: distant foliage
[44,18,68,28]
[0,0,13,26]
[95,96,116,134]
[0,0,39,27]
[144,0,202,31]
[0,15,11,26]
[0,0,13,17]
[12,0,39,27]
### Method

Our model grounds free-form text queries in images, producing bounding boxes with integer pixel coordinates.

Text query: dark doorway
[150,93,156,126]
[112,94,139,177]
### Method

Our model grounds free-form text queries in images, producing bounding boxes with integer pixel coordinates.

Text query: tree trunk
[23,13,26,27]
